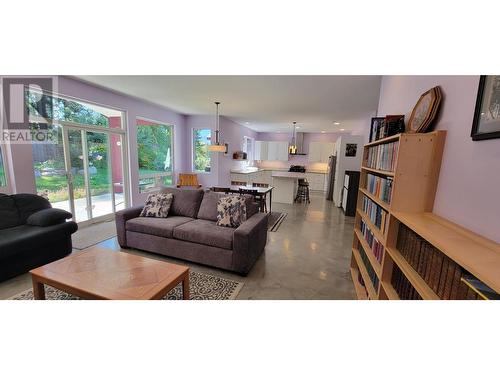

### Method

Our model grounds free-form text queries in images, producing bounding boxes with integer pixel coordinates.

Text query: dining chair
[252,183,269,212]
[231,180,247,186]
[177,173,202,189]
[210,187,230,194]
[239,188,266,213]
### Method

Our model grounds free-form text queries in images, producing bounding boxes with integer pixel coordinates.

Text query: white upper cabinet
[254,141,268,161]
[308,142,335,163]
[260,141,288,161]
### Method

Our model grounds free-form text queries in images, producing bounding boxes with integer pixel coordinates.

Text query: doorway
[30,92,128,224]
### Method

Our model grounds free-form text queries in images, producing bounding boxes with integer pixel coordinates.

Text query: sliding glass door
[29,89,128,224]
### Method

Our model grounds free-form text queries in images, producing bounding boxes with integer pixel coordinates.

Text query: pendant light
[288,121,298,154]
[208,101,228,153]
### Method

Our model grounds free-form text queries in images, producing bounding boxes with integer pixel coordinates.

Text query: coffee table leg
[32,279,46,300]
[182,272,190,300]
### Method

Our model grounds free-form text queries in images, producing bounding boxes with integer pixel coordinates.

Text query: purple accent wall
[256,132,340,170]
[184,115,258,187]
[378,75,500,243]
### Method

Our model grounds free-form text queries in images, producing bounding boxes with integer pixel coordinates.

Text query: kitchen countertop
[272,171,309,178]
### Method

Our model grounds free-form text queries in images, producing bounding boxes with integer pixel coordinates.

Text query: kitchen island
[271,171,307,204]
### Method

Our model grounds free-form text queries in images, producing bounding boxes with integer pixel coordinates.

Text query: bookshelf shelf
[359,188,390,212]
[354,228,382,277]
[351,130,451,300]
[391,211,500,294]
[357,208,386,245]
[352,246,378,300]
[385,246,440,300]
[364,133,401,147]
[381,281,400,300]
[350,267,368,300]
[361,166,395,177]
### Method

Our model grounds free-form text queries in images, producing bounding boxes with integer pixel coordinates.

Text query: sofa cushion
[27,208,72,226]
[139,193,173,218]
[216,195,247,228]
[198,191,258,222]
[160,187,204,218]
[126,216,194,238]
[173,219,234,250]
[0,195,20,230]
[11,194,52,224]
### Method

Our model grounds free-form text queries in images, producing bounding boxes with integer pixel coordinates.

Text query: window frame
[0,144,9,190]
[192,128,212,174]
[136,117,175,193]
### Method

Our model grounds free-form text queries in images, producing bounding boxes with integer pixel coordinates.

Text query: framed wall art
[407,86,442,133]
[471,75,500,141]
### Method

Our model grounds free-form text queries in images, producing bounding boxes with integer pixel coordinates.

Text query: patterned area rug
[9,271,243,300]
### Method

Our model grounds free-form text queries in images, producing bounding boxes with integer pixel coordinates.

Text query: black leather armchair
[0,193,78,281]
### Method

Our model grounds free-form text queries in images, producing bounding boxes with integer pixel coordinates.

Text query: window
[243,136,254,161]
[193,129,211,173]
[0,145,7,187]
[137,119,174,193]
[27,89,123,129]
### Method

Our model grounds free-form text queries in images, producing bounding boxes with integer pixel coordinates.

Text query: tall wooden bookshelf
[350,130,500,300]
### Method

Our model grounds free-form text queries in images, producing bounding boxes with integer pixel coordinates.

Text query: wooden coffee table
[29,248,190,300]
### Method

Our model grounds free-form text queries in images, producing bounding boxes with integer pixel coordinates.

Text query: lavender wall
[5,76,188,206]
[256,132,340,170]
[219,117,258,186]
[184,115,258,187]
[378,76,500,243]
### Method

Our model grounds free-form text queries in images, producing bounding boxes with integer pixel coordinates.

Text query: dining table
[227,184,274,213]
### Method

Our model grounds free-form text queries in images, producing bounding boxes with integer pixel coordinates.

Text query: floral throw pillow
[216,196,247,228]
[140,193,174,218]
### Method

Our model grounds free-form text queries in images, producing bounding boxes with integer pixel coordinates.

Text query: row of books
[361,196,389,234]
[358,244,379,291]
[369,115,405,143]
[366,173,393,204]
[360,219,384,263]
[396,224,480,300]
[365,141,399,172]
[391,266,422,300]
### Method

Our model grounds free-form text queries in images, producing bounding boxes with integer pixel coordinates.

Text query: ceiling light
[296,126,301,129]
[333,121,340,125]
[207,101,228,153]
[340,128,345,131]
[245,122,250,124]
[321,131,325,133]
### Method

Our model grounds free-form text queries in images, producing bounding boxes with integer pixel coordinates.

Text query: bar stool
[294,178,311,204]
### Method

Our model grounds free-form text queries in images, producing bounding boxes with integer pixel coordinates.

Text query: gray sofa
[115,188,268,275]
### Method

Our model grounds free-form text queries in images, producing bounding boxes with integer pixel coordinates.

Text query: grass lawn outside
[36,168,111,203]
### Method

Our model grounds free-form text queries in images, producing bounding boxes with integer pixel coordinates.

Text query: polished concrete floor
[0,192,356,300]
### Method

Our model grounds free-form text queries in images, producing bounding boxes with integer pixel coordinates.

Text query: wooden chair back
[252,182,269,188]
[177,173,202,188]
[210,187,230,194]
[231,180,247,186]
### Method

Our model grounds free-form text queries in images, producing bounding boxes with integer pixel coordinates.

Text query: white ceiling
[75,76,382,133]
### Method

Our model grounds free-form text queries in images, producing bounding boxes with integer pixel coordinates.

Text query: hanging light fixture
[288,121,298,154]
[207,101,228,153]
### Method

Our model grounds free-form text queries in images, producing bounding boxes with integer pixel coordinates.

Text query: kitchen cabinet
[308,142,335,163]
[305,172,327,191]
[255,141,288,161]
[254,141,268,161]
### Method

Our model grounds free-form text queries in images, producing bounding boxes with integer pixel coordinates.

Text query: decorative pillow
[216,196,247,228]
[140,193,173,218]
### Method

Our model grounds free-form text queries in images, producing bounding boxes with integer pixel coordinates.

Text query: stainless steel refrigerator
[326,154,336,201]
